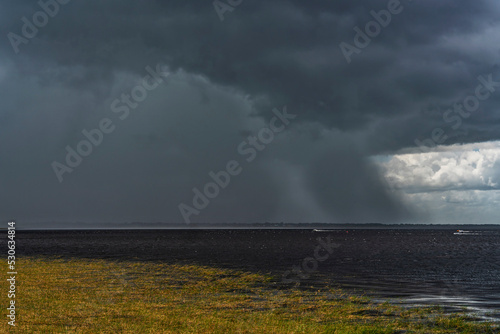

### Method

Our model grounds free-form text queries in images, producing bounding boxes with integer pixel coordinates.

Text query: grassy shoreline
[1,256,498,333]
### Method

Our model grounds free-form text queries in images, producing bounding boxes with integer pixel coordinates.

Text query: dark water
[10,228,500,321]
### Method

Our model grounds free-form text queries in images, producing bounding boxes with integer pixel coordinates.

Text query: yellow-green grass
[1,256,498,333]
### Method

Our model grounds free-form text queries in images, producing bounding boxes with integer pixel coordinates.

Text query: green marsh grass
[1,256,498,333]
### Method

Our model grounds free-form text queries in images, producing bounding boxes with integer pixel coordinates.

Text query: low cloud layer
[375,141,500,223]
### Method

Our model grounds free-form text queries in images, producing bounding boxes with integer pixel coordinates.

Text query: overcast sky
[1,0,500,227]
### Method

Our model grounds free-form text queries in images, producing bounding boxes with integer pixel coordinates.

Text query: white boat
[453,230,480,235]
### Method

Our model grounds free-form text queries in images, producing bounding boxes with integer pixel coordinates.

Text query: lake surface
[11,228,500,321]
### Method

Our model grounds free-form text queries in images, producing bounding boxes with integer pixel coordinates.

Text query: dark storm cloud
[3,0,500,135]
[1,0,500,225]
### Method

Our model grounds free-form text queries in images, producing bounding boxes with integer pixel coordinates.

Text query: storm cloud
[1,0,500,226]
